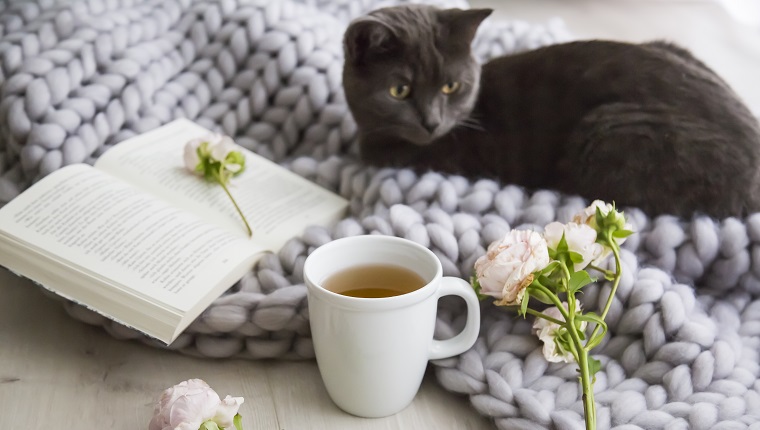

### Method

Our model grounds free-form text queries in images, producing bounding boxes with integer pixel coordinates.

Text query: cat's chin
[404,128,452,146]
[392,129,436,146]
[407,136,436,146]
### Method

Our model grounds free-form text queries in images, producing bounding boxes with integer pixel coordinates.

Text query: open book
[0,119,348,344]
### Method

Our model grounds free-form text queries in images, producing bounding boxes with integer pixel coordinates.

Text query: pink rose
[474,230,551,306]
[149,379,244,430]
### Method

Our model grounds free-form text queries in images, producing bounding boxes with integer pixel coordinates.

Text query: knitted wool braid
[2,1,759,429]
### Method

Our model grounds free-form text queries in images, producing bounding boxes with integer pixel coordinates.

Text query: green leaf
[588,356,602,377]
[233,414,244,430]
[568,250,584,265]
[613,229,634,239]
[520,291,530,316]
[527,284,554,304]
[554,328,574,359]
[537,273,562,293]
[200,421,221,430]
[539,261,560,277]
[568,271,596,293]
[594,206,605,230]
[577,312,608,350]
[225,151,247,177]
[556,232,569,254]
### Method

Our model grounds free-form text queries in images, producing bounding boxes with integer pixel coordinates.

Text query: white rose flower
[574,200,631,239]
[149,379,244,430]
[573,200,612,228]
[215,395,245,429]
[208,135,235,160]
[183,138,204,173]
[543,221,605,272]
[533,302,587,363]
[572,200,633,267]
[474,230,551,306]
[208,135,244,173]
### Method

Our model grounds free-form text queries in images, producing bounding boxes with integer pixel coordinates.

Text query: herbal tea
[323,264,426,298]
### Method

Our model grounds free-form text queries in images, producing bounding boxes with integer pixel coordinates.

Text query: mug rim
[304,235,443,310]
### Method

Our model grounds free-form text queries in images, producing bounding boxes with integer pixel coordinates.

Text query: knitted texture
[3,0,759,429]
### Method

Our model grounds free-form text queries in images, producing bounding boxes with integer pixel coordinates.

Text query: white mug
[304,235,481,418]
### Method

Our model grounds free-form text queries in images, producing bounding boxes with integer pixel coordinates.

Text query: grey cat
[342,5,760,218]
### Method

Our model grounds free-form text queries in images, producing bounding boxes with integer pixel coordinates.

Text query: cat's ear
[344,17,398,65]
[439,8,493,46]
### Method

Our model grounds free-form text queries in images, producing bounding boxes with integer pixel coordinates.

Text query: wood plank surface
[0,269,493,429]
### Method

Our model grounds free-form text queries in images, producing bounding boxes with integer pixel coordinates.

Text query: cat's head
[342,6,492,146]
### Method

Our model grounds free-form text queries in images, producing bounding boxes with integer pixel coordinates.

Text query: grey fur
[343,6,489,145]
[343,6,760,218]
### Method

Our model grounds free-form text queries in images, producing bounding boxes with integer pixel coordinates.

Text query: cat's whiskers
[457,117,485,132]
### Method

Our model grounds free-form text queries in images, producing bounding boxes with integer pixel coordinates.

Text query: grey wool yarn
[2,0,759,429]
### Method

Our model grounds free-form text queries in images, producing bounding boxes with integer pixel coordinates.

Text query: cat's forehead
[371,7,462,51]
[370,6,466,78]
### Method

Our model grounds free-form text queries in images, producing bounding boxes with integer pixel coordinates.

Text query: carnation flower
[474,230,551,306]
[533,302,587,363]
[149,379,244,430]
[543,221,605,272]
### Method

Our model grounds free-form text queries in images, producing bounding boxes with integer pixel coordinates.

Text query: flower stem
[588,234,621,343]
[564,295,597,430]
[577,347,597,430]
[219,181,253,237]
[525,308,565,325]
[532,283,570,320]
[588,264,614,278]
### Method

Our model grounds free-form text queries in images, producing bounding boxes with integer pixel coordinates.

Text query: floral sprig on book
[149,379,245,430]
[184,134,253,237]
[471,200,633,430]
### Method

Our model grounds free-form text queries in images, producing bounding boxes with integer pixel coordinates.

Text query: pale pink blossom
[183,134,244,174]
[214,396,245,428]
[574,200,631,239]
[572,200,633,265]
[149,379,244,430]
[533,302,587,363]
[183,138,203,172]
[474,230,551,306]
[208,135,237,161]
[543,221,605,271]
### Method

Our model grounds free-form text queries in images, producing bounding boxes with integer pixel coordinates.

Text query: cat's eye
[389,84,411,99]
[441,82,461,95]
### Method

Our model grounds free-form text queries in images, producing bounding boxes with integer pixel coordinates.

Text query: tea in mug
[323,264,426,298]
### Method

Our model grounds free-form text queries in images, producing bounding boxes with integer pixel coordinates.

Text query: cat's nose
[423,120,440,134]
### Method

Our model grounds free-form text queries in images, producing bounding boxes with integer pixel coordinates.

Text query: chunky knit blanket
[2,0,759,429]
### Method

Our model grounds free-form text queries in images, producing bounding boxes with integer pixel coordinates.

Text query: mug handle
[428,276,481,360]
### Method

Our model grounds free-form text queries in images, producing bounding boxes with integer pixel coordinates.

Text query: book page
[0,164,263,311]
[94,119,348,250]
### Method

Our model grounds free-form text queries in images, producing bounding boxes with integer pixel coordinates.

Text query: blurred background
[472,0,760,116]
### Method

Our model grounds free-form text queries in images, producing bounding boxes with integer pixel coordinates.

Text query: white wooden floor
[2,1,759,429]
[0,269,492,429]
